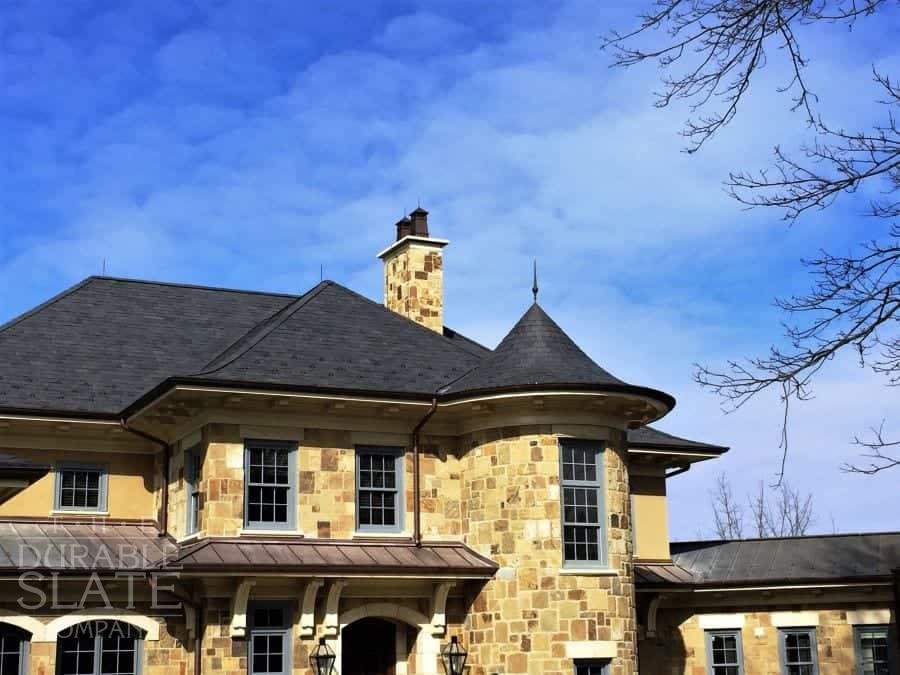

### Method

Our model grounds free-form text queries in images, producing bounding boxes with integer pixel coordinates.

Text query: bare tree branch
[694,226,900,479]
[609,1,900,477]
[603,0,886,152]
[712,473,815,538]
[711,472,745,538]
[843,419,900,473]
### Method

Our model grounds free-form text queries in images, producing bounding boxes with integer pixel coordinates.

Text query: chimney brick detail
[383,242,444,333]
[380,208,447,333]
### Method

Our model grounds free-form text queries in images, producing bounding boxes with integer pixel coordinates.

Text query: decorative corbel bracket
[300,578,325,639]
[646,594,662,638]
[430,581,455,637]
[184,604,197,642]
[324,580,348,637]
[229,578,257,637]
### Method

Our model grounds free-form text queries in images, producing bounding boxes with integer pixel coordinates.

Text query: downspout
[412,397,438,547]
[194,601,204,675]
[120,419,171,537]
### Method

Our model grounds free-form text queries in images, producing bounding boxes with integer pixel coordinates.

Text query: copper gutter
[411,397,438,547]
[120,420,171,537]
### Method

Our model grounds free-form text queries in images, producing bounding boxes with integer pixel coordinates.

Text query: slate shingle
[0,277,295,415]
[627,426,728,453]
[188,281,484,397]
[668,532,900,585]
[440,303,675,409]
[0,277,485,415]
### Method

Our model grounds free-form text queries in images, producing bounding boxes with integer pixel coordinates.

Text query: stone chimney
[377,207,449,333]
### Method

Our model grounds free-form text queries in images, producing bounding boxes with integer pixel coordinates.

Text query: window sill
[558,567,619,576]
[50,510,110,517]
[240,529,305,537]
[352,531,412,540]
[177,533,201,544]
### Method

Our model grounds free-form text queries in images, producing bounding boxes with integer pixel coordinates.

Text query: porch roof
[0,518,172,573]
[168,536,499,578]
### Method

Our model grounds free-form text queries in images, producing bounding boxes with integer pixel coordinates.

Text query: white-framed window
[355,446,404,533]
[56,621,144,675]
[779,628,818,675]
[706,629,744,675]
[244,440,297,530]
[854,625,895,675]
[184,446,202,536]
[560,440,606,566]
[248,602,292,675]
[54,463,108,512]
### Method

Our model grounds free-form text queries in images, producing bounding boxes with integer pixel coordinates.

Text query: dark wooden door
[342,618,397,675]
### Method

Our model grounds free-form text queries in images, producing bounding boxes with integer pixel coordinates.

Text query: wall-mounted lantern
[441,635,468,675]
[310,637,336,675]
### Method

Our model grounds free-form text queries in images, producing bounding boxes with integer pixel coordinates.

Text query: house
[0,209,895,675]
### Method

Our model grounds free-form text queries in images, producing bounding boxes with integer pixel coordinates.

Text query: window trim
[53,462,109,513]
[243,440,298,531]
[247,601,293,675]
[854,624,896,675]
[355,446,405,534]
[559,439,607,568]
[55,621,144,675]
[573,660,610,675]
[184,446,202,536]
[0,624,30,675]
[706,629,744,675]
[779,627,819,675]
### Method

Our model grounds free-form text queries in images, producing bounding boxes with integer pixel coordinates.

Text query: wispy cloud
[1,0,898,536]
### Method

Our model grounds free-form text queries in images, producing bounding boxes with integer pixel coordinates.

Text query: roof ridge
[88,275,301,299]
[193,281,332,376]
[324,280,495,364]
[0,276,96,335]
[673,530,900,545]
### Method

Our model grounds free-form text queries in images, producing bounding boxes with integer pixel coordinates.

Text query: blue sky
[1,0,897,538]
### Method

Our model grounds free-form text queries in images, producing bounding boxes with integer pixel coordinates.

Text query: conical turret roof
[440,303,675,410]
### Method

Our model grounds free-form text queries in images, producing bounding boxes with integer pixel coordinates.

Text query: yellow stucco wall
[631,474,671,561]
[0,449,156,520]
[639,603,897,674]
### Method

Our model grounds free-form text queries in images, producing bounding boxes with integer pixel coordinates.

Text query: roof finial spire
[532,260,539,303]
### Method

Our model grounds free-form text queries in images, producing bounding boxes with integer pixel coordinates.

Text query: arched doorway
[342,618,397,675]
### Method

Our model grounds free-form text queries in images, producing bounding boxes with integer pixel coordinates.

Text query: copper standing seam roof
[633,562,696,586]
[167,537,499,577]
[0,520,173,572]
[0,520,498,578]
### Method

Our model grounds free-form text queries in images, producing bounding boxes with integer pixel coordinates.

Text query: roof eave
[439,382,676,414]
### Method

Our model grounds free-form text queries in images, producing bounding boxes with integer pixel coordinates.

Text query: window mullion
[93,634,102,675]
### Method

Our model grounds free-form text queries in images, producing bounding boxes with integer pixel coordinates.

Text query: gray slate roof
[440,303,674,408]
[0,276,677,416]
[0,277,294,416]
[0,277,484,416]
[627,426,728,453]
[663,532,900,586]
[189,281,483,399]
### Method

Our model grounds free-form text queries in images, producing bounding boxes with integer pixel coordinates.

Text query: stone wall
[0,602,192,675]
[173,424,462,540]
[459,424,637,675]
[382,242,444,333]
[639,603,896,674]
